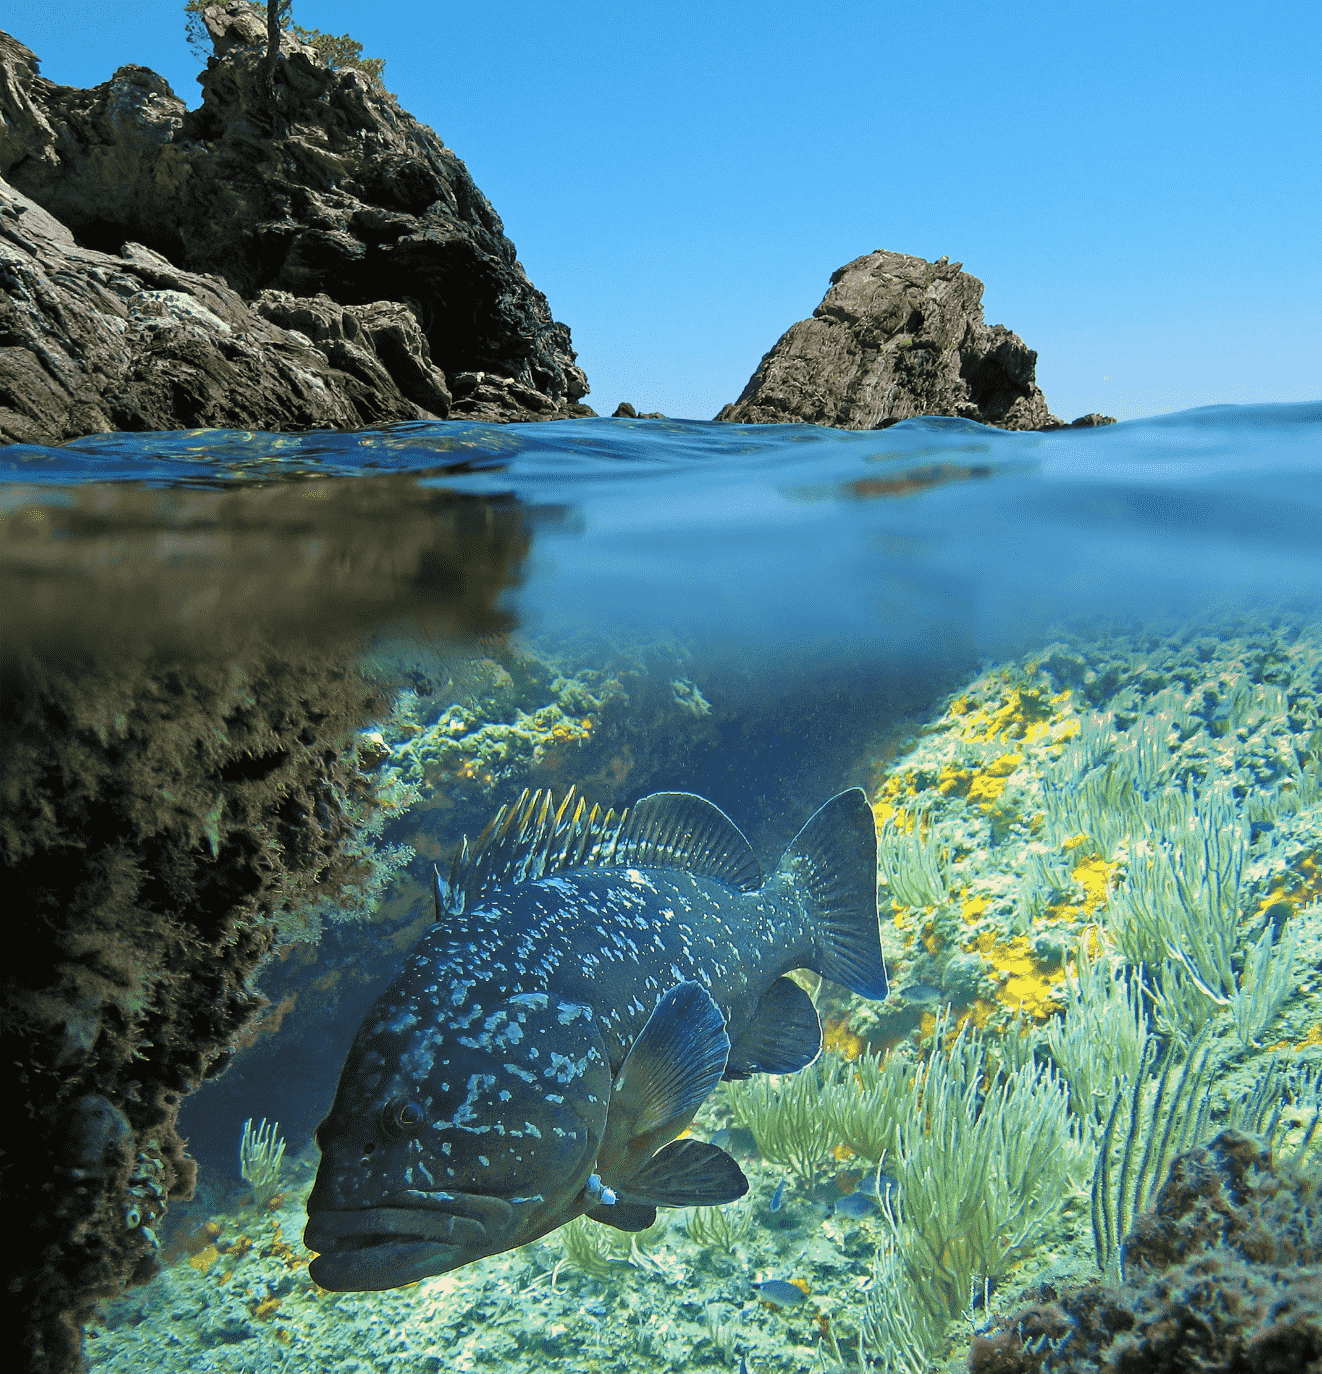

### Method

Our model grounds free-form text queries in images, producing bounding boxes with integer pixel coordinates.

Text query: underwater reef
[970,1128,1322,1372]
[75,612,1322,1374]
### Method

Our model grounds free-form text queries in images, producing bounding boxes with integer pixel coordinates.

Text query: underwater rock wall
[0,468,549,1373]
[0,638,389,1373]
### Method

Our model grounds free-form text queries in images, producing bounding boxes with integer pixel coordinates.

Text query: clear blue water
[4,401,1319,658]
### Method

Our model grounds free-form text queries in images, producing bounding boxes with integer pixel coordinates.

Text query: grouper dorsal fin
[435,787,762,916]
[611,792,762,892]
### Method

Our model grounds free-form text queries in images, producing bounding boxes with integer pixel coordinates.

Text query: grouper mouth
[305,1192,516,1292]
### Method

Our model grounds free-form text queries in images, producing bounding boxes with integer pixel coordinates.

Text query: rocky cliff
[0,6,592,445]
[716,249,1112,431]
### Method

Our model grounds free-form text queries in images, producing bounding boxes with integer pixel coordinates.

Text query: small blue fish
[856,1168,900,1200]
[708,1128,733,1152]
[753,1278,809,1306]
[769,1178,787,1213]
[903,982,944,1005]
[834,1191,873,1218]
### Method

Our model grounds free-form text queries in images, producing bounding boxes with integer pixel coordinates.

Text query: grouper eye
[380,1099,425,1138]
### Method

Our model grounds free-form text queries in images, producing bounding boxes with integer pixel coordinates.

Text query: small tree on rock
[183,2,391,96]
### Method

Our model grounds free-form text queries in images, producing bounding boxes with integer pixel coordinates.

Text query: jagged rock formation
[0,7,590,444]
[0,176,450,440]
[716,249,1112,431]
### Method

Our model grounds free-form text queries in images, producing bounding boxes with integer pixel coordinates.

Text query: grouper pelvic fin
[586,1199,658,1232]
[724,975,822,1079]
[596,980,731,1190]
[780,788,889,1000]
[435,787,762,917]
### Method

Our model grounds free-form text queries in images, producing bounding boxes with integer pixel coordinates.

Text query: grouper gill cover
[304,786,888,1290]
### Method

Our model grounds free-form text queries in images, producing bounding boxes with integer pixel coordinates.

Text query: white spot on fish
[546,1052,587,1084]
[454,1074,497,1126]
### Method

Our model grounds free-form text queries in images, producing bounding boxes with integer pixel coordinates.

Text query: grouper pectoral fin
[724,975,822,1079]
[597,980,731,1184]
[779,788,889,999]
[615,1137,748,1208]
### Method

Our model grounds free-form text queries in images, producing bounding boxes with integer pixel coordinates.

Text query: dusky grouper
[304,786,888,1290]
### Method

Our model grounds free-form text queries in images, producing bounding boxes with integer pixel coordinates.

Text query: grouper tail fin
[778,788,889,1000]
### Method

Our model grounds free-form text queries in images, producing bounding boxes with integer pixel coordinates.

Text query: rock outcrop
[0,175,452,441]
[0,7,591,444]
[716,249,1112,431]
[971,1130,1322,1372]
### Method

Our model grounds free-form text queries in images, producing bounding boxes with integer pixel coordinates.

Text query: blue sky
[7,0,1320,422]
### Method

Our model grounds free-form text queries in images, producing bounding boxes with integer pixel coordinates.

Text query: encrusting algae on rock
[847,618,1321,1056]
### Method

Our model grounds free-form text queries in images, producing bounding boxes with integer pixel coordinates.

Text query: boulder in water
[716,249,1112,431]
